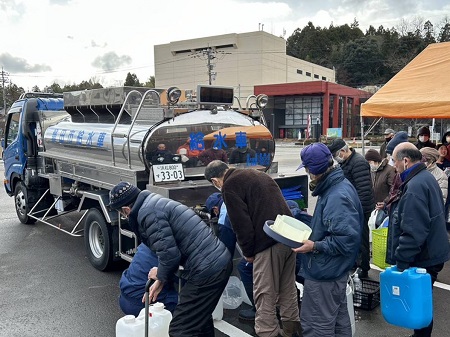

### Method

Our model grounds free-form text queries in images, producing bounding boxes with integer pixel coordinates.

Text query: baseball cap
[297,143,332,175]
[384,128,395,135]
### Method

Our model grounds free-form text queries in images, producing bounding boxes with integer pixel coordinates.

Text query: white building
[154,31,336,102]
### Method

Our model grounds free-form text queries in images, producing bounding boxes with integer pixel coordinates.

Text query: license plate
[153,163,185,182]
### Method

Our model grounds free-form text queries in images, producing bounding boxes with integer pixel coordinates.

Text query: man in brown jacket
[205,160,300,337]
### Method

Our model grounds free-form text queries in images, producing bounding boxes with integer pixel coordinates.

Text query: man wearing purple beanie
[294,143,363,337]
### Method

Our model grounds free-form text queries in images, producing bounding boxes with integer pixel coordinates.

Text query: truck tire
[84,208,114,271]
[14,182,37,225]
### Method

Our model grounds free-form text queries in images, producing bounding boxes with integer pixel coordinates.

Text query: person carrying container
[294,143,363,337]
[388,142,449,337]
[108,182,232,337]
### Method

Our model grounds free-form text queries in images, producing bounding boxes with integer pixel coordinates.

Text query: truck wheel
[14,182,37,225]
[84,208,114,271]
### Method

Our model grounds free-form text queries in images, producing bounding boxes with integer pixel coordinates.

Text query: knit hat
[417,126,431,137]
[327,138,346,156]
[420,147,439,163]
[384,128,395,135]
[297,143,332,175]
[205,192,222,212]
[365,149,382,163]
[386,131,409,155]
[108,182,141,210]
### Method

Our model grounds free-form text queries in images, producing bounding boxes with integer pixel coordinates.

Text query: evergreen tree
[124,73,141,87]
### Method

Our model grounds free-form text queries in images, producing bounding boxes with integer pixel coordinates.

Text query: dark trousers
[413,263,444,337]
[169,260,233,337]
[358,212,371,272]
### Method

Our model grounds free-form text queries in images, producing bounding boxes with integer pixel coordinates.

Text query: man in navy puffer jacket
[294,143,363,337]
[109,182,232,337]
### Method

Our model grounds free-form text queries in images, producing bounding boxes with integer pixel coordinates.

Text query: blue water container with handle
[380,266,432,329]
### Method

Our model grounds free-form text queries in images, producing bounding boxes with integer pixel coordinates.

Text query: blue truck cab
[2,93,64,223]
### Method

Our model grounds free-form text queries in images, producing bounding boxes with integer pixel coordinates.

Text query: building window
[297,69,303,74]
[322,76,327,80]
[314,74,319,79]
[305,72,311,77]
[280,96,322,126]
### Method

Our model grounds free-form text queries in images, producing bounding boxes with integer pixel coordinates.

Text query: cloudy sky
[1,0,449,90]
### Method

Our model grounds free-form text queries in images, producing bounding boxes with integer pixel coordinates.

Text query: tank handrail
[89,105,100,123]
[245,94,257,110]
[75,107,86,123]
[125,89,161,169]
[110,90,143,166]
[105,106,116,122]
[233,95,242,110]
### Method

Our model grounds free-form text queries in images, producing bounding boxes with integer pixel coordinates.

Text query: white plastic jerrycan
[138,302,172,337]
[116,314,145,337]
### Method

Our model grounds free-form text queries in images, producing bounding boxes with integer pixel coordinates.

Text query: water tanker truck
[1,85,307,271]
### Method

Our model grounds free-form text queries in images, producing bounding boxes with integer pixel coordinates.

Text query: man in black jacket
[109,182,232,337]
[388,142,449,337]
[205,160,301,337]
[328,138,375,278]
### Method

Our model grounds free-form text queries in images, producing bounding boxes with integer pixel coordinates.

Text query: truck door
[3,109,25,194]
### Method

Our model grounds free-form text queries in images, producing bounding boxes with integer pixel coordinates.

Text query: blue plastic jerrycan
[380,266,432,329]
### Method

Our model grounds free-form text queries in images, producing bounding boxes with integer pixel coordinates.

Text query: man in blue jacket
[119,243,178,316]
[388,142,449,337]
[294,143,363,337]
[109,182,232,337]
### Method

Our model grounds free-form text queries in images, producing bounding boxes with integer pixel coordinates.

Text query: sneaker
[238,307,256,321]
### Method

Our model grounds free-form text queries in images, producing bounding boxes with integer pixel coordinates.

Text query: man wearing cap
[204,161,300,337]
[380,128,395,159]
[327,138,374,279]
[294,143,363,337]
[388,142,449,337]
[108,182,232,337]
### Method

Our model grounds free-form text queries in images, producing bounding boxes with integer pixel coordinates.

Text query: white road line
[214,319,253,337]
[370,264,450,291]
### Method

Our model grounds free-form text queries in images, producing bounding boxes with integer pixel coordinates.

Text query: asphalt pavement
[0,144,449,337]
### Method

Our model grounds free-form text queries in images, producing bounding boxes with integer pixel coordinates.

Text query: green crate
[372,228,390,269]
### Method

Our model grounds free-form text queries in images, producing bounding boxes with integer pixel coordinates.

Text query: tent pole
[361,115,365,154]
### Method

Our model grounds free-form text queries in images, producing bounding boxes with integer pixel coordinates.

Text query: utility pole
[1,67,9,116]
[203,47,216,85]
[191,46,229,85]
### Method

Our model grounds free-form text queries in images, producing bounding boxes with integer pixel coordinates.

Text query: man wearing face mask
[327,138,374,279]
[415,126,436,150]
[108,182,232,337]
[204,160,301,337]
[380,128,395,159]
[365,149,395,211]
[293,143,363,337]
[388,142,449,337]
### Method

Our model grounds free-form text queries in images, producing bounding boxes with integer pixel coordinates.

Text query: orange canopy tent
[361,41,450,119]
[203,125,273,141]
